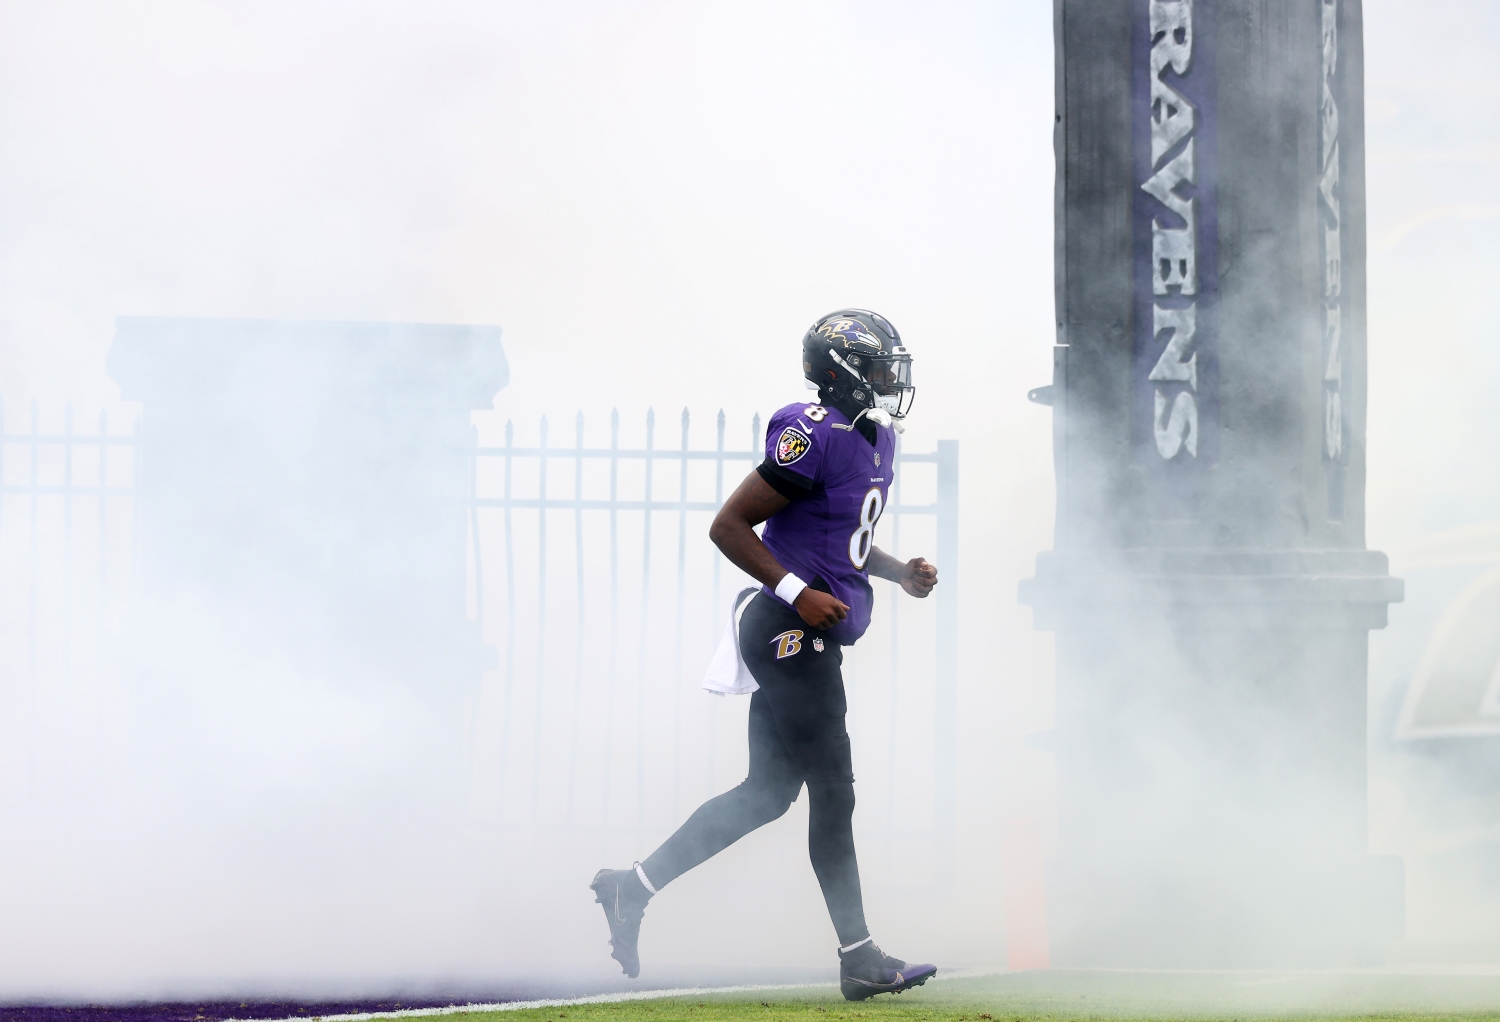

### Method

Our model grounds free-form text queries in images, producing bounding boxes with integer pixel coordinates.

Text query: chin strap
[827,347,865,382]
[832,406,905,435]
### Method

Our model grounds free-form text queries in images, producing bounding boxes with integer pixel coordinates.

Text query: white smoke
[0,0,1493,1002]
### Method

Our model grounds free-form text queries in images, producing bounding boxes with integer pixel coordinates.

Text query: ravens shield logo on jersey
[776,426,811,466]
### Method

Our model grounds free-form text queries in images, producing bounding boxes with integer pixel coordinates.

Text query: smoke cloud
[0,0,1492,1003]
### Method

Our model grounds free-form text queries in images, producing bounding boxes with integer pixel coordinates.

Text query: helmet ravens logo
[816,319,883,351]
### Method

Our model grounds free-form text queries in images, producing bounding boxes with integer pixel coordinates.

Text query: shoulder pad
[771,402,837,431]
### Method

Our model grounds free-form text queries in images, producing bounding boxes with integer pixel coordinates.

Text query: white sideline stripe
[238,968,997,1022]
[232,982,834,1022]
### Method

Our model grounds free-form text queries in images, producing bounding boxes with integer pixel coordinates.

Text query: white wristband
[775,572,808,606]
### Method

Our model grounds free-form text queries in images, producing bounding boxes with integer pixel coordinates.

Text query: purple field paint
[0,967,844,1020]
[0,1001,457,1022]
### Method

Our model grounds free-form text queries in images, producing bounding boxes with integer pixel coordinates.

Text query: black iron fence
[0,401,140,687]
[0,401,958,864]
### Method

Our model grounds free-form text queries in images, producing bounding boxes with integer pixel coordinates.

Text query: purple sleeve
[764,404,825,485]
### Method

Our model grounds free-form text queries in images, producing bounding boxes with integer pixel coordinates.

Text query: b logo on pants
[771,629,804,659]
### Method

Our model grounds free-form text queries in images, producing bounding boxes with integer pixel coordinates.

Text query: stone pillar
[108,317,507,699]
[1021,0,1403,965]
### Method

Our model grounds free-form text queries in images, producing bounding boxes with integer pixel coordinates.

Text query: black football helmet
[802,309,915,423]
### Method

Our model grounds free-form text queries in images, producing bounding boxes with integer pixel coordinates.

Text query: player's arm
[709,470,850,629]
[868,546,938,599]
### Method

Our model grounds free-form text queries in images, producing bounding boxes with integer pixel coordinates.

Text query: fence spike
[505,419,514,444]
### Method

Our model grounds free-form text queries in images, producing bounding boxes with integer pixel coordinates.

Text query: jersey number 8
[848,488,884,570]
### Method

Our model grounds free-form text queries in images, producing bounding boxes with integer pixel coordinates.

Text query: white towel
[702,587,760,695]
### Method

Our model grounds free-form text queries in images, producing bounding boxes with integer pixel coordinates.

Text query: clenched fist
[900,557,938,598]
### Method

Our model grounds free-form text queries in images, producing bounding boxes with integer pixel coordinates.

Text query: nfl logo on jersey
[813,637,825,652]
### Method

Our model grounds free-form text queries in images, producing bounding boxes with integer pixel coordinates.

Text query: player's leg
[807,778,865,942]
[740,595,936,1000]
[740,609,869,943]
[591,609,803,978]
[639,689,800,887]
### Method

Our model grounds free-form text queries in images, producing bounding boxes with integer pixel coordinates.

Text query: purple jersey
[759,401,897,645]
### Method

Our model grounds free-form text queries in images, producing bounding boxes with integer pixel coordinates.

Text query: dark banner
[1132,0,1218,505]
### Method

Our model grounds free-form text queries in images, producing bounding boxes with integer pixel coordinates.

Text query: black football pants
[641,591,870,947]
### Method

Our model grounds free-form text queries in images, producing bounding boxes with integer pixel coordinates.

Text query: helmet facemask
[865,354,915,418]
[840,350,915,429]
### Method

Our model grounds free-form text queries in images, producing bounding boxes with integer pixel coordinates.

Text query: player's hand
[794,588,849,630]
[900,557,938,598]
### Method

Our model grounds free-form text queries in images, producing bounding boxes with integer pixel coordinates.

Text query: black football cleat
[838,941,937,1001]
[590,865,652,978]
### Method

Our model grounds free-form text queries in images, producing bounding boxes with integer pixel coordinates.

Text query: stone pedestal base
[1021,549,1403,965]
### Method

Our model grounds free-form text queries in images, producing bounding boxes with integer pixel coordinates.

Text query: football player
[591,310,939,1001]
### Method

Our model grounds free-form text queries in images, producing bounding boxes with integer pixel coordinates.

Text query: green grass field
[446,970,1500,1022]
